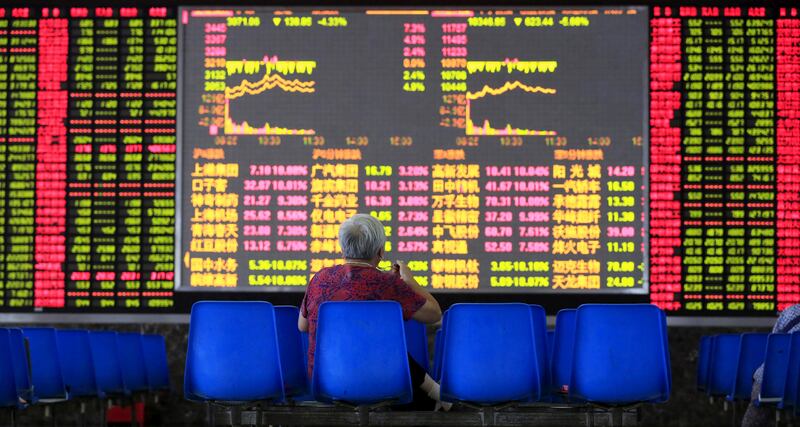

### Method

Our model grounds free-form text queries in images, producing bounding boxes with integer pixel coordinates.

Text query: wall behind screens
[0,4,797,317]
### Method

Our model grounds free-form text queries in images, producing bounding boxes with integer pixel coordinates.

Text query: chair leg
[611,408,623,427]
[205,401,214,427]
[357,405,368,427]
[10,407,16,427]
[130,396,138,427]
[99,399,107,427]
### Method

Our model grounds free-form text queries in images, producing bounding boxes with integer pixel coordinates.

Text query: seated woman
[298,213,446,410]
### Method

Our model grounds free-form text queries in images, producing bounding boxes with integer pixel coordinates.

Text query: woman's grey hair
[339,214,387,260]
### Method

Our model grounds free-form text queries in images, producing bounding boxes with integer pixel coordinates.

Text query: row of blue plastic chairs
[698,332,800,414]
[0,328,170,412]
[185,301,671,407]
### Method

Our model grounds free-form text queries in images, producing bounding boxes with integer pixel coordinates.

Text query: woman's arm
[396,260,442,324]
[298,311,309,332]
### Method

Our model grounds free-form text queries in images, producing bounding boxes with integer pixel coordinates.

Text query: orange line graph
[225,72,316,100]
[466,81,556,100]
[465,81,557,136]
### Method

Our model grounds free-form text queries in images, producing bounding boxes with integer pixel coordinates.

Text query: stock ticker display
[1,4,800,315]
[0,6,176,311]
[177,7,649,296]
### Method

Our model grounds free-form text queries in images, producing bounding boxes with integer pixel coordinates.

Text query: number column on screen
[777,9,800,311]
[34,9,68,308]
[363,165,395,272]
[5,8,37,308]
[117,9,144,309]
[649,8,683,311]
[91,9,119,308]
[0,11,8,307]
[742,14,777,312]
[721,16,747,311]
[396,165,431,288]
[680,13,706,311]
[65,7,93,308]
[142,7,176,306]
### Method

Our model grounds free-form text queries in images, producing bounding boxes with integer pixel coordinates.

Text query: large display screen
[0,4,798,317]
[177,6,649,294]
[648,5,800,314]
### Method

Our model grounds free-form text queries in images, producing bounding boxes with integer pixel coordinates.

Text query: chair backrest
[405,319,430,374]
[89,331,128,396]
[440,303,541,404]
[22,327,68,400]
[529,305,549,397]
[552,309,577,394]
[312,301,412,405]
[433,328,443,381]
[0,329,22,408]
[56,329,99,398]
[782,333,800,409]
[759,333,792,404]
[729,333,769,401]
[697,336,712,392]
[7,328,34,404]
[116,333,150,393]
[141,334,171,391]
[570,304,671,404]
[274,306,309,397]
[707,334,742,397]
[185,301,284,402]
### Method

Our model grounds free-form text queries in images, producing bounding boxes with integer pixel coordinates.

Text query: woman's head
[339,214,387,260]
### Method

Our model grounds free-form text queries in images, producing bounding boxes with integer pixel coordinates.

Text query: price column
[649,8,683,311]
[742,12,776,312]
[5,8,37,308]
[0,11,7,307]
[35,9,68,308]
[777,8,800,310]
[65,7,94,307]
[117,8,145,309]
[142,7,176,307]
[91,8,120,308]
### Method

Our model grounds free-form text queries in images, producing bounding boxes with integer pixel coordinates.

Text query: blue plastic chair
[569,304,671,404]
[274,306,310,398]
[551,309,576,395]
[729,333,769,401]
[758,333,792,405]
[56,330,100,398]
[88,331,128,397]
[707,334,742,398]
[697,336,712,392]
[405,319,430,374]
[440,303,542,405]
[0,329,22,409]
[7,329,34,406]
[781,333,800,409]
[141,334,171,391]
[116,333,150,394]
[312,301,412,405]
[185,301,285,403]
[22,328,69,402]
